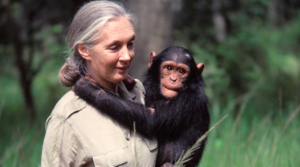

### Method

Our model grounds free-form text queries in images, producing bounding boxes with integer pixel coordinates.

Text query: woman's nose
[119,47,131,62]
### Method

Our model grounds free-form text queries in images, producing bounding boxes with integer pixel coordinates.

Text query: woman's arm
[41,115,86,166]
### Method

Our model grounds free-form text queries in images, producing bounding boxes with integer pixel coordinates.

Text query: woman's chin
[113,74,128,83]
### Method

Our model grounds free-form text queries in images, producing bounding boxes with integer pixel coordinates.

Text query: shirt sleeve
[41,115,88,167]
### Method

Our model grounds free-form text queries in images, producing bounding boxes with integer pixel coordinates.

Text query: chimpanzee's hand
[149,108,155,115]
[123,75,136,91]
[161,162,174,167]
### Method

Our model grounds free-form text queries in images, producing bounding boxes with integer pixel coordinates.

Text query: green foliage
[176,12,300,116]
[0,98,298,167]
[0,126,44,167]
[0,57,69,166]
[198,100,300,167]
[0,23,69,167]
[176,115,228,167]
[173,4,300,165]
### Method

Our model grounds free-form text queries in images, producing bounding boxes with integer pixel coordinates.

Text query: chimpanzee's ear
[197,63,204,75]
[148,51,157,68]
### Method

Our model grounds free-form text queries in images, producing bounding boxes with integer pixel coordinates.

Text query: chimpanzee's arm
[154,88,209,137]
[73,77,154,137]
[155,105,210,167]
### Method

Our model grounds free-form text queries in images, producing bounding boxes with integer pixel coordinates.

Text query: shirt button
[110,160,115,166]
[125,134,130,140]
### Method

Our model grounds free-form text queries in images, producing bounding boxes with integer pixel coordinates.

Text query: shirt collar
[118,81,136,101]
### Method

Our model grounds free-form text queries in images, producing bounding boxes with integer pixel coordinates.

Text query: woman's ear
[77,44,91,61]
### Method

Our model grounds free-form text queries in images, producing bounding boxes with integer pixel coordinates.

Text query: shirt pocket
[93,147,131,167]
[143,138,158,152]
[131,138,157,167]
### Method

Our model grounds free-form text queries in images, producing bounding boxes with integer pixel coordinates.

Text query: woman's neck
[87,74,119,96]
[98,79,119,95]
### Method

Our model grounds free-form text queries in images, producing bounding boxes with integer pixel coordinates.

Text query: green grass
[0,124,44,167]
[199,106,300,167]
[0,60,68,167]
[1,106,299,167]
[0,88,299,167]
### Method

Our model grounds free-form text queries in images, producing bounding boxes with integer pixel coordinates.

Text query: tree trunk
[20,77,36,121]
[127,0,176,79]
[268,0,284,27]
[212,0,226,42]
[2,0,36,122]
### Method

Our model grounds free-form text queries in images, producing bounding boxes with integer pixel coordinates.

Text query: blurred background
[0,0,299,166]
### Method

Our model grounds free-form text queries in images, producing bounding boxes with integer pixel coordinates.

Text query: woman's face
[80,16,135,87]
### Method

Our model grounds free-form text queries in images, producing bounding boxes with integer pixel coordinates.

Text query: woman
[41,1,157,166]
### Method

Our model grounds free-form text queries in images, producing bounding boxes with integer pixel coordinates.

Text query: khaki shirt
[41,80,158,167]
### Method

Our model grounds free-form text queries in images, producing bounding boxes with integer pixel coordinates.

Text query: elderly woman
[41,1,157,166]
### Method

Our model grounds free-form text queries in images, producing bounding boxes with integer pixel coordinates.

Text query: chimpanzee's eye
[179,69,185,74]
[166,66,172,70]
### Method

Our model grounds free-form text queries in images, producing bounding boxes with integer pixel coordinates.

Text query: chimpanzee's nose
[170,75,177,82]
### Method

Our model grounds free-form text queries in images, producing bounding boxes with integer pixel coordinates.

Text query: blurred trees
[174,0,300,116]
[0,0,87,121]
[127,0,181,78]
[0,0,299,122]
[212,0,227,42]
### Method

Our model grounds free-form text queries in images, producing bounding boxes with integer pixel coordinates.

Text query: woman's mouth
[115,66,128,73]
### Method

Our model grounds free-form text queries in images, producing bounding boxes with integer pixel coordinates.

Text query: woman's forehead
[98,17,135,43]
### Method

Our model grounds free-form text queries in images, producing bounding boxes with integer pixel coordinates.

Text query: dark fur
[73,78,154,138]
[144,47,209,167]
[73,46,210,167]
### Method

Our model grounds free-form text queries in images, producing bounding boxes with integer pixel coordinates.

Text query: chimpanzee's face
[148,46,197,98]
[159,60,190,98]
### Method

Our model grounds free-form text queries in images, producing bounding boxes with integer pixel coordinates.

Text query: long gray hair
[59,0,134,87]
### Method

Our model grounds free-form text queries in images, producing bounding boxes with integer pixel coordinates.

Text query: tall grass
[0,96,299,167]
[0,125,44,167]
[199,102,300,167]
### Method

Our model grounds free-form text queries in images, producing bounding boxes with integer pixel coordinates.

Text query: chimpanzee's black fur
[144,46,210,167]
[73,46,210,167]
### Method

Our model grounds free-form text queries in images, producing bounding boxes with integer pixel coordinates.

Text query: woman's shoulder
[50,90,86,119]
[120,79,145,104]
[133,79,145,95]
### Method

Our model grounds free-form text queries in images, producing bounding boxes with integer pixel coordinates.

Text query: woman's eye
[179,69,185,74]
[109,45,119,51]
[128,41,134,49]
[166,66,172,70]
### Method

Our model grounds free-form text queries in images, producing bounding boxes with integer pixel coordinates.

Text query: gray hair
[59,0,134,87]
